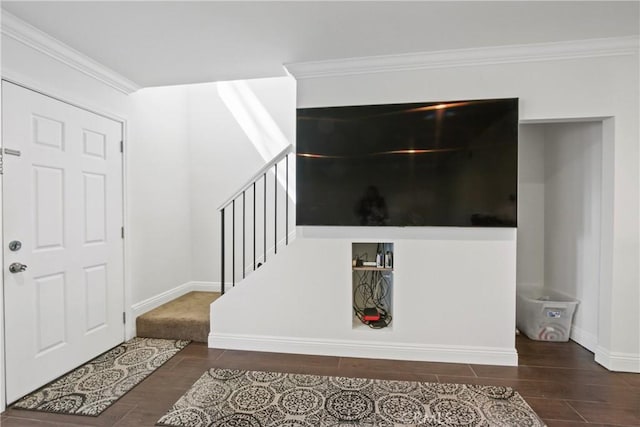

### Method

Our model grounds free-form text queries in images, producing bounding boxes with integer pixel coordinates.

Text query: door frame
[518,116,614,369]
[0,73,133,412]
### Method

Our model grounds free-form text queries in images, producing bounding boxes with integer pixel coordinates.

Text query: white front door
[2,81,125,403]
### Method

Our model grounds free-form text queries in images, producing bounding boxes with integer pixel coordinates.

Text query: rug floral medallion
[12,337,190,416]
[158,368,546,427]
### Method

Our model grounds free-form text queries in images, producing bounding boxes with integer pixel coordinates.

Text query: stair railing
[218,145,294,294]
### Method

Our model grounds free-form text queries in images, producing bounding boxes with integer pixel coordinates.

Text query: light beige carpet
[136,291,220,343]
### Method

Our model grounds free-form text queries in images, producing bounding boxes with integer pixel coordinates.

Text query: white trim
[189,281,222,292]
[0,80,5,412]
[298,226,514,241]
[1,11,140,94]
[208,333,518,366]
[595,346,640,373]
[130,282,194,319]
[122,119,136,341]
[130,281,221,322]
[285,36,639,79]
[1,71,129,124]
[570,325,598,353]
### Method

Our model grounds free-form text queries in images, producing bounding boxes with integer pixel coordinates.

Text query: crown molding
[1,11,140,94]
[285,36,640,79]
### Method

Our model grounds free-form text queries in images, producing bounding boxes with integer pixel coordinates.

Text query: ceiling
[2,1,638,88]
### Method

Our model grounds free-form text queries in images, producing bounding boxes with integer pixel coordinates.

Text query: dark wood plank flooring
[2,336,638,426]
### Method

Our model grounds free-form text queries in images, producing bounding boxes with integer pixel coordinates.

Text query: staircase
[219,145,295,293]
[136,291,220,342]
[136,146,294,342]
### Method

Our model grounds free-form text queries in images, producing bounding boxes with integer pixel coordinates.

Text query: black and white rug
[158,368,545,426]
[12,337,189,416]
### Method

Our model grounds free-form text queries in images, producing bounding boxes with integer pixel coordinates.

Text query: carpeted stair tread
[136,291,220,343]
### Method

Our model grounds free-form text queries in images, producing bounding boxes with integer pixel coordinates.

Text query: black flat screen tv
[296,98,518,227]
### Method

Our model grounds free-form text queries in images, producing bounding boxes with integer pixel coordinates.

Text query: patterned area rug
[12,337,189,416]
[158,368,546,427]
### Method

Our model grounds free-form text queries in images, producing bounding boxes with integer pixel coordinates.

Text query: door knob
[9,263,27,273]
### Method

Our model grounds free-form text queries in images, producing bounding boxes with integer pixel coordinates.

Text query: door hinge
[120,140,124,153]
[121,227,124,239]
[123,312,126,324]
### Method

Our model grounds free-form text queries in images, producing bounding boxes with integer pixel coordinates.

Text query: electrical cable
[352,269,392,328]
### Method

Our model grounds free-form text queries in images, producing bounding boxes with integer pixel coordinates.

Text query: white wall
[211,228,518,365]
[544,122,602,350]
[128,86,192,303]
[186,82,261,282]
[246,78,296,147]
[125,76,295,306]
[297,55,639,372]
[517,125,546,288]
[213,50,639,371]
[187,77,296,284]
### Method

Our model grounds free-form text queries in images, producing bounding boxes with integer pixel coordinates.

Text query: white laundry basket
[516,288,579,342]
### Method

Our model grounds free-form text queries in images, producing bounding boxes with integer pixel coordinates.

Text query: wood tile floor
[2,336,638,426]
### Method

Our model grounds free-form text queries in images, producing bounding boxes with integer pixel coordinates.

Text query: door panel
[34,272,67,354]
[2,81,125,403]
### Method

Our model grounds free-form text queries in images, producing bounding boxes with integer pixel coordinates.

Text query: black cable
[353,269,393,328]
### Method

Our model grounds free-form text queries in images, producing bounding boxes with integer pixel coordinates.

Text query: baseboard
[131,282,194,319]
[131,281,220,319]
[570,325,598,353]
[595,346,640,373]
[208,332,518,366]
[189,281,221,292]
